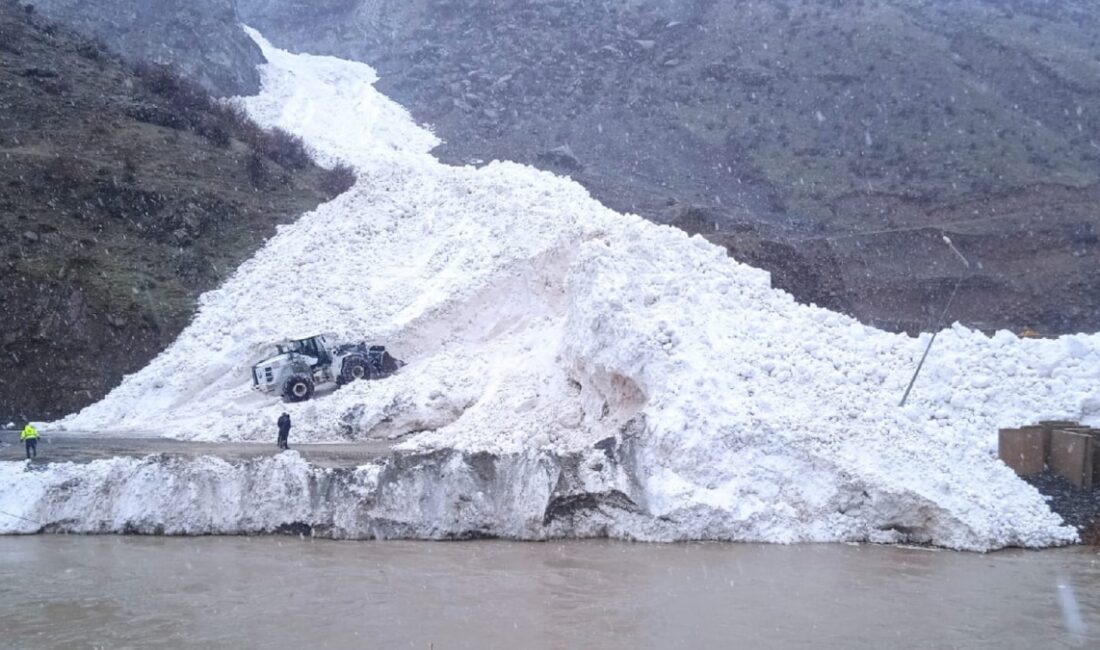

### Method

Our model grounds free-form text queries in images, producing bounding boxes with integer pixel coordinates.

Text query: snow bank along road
[3,30,1099,550]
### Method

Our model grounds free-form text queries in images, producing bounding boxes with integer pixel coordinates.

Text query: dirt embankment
[0,1,351,422]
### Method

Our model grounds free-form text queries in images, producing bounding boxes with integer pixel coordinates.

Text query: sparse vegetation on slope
[0,0,353,422]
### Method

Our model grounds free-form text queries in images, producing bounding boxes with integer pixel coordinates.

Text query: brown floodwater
[0,536,1097,649]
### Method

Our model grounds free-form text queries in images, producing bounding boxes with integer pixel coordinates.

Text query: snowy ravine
[4,30,1099,550]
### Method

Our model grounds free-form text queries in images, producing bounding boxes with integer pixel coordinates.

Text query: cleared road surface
[0,430,396,467]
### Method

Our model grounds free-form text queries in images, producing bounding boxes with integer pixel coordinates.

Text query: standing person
[277,412,291,450]
[21,423,39,460]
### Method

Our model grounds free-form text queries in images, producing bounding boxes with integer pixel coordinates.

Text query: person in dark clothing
[277,412,291,450]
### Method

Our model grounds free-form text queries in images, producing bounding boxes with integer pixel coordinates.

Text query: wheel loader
[250,334,404,402]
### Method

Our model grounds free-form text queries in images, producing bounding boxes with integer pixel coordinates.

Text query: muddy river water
[0,537,1097,648]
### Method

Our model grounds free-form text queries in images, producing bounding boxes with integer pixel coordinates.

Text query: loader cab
[284,335,332,368]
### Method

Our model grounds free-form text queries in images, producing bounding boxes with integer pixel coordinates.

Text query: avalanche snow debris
[7,30,1100,550]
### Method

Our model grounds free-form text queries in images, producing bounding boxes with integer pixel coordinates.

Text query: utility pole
[899,235,971,407]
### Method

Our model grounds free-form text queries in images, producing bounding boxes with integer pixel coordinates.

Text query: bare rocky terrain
[31,0,264,95]
[238,0,1100,335]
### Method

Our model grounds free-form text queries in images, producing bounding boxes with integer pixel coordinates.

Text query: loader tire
[340,356,371,384]
[282,374,314,402]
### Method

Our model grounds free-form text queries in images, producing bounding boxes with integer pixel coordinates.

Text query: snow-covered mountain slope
[20,30,1100,549]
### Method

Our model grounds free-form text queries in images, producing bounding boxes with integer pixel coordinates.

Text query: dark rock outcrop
[31,0,263,96]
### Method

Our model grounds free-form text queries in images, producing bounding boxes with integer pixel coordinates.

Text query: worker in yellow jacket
[20,423,39,460]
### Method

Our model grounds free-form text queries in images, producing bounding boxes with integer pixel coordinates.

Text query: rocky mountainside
[237,0,1100,334]
[7,0,1098,420]
[0,1,347,422]
[31,0,263,95]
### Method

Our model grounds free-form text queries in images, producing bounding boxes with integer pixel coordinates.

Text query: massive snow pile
[11,31,1100,549]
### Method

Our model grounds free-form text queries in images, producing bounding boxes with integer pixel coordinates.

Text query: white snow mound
[45,30,1100,549]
